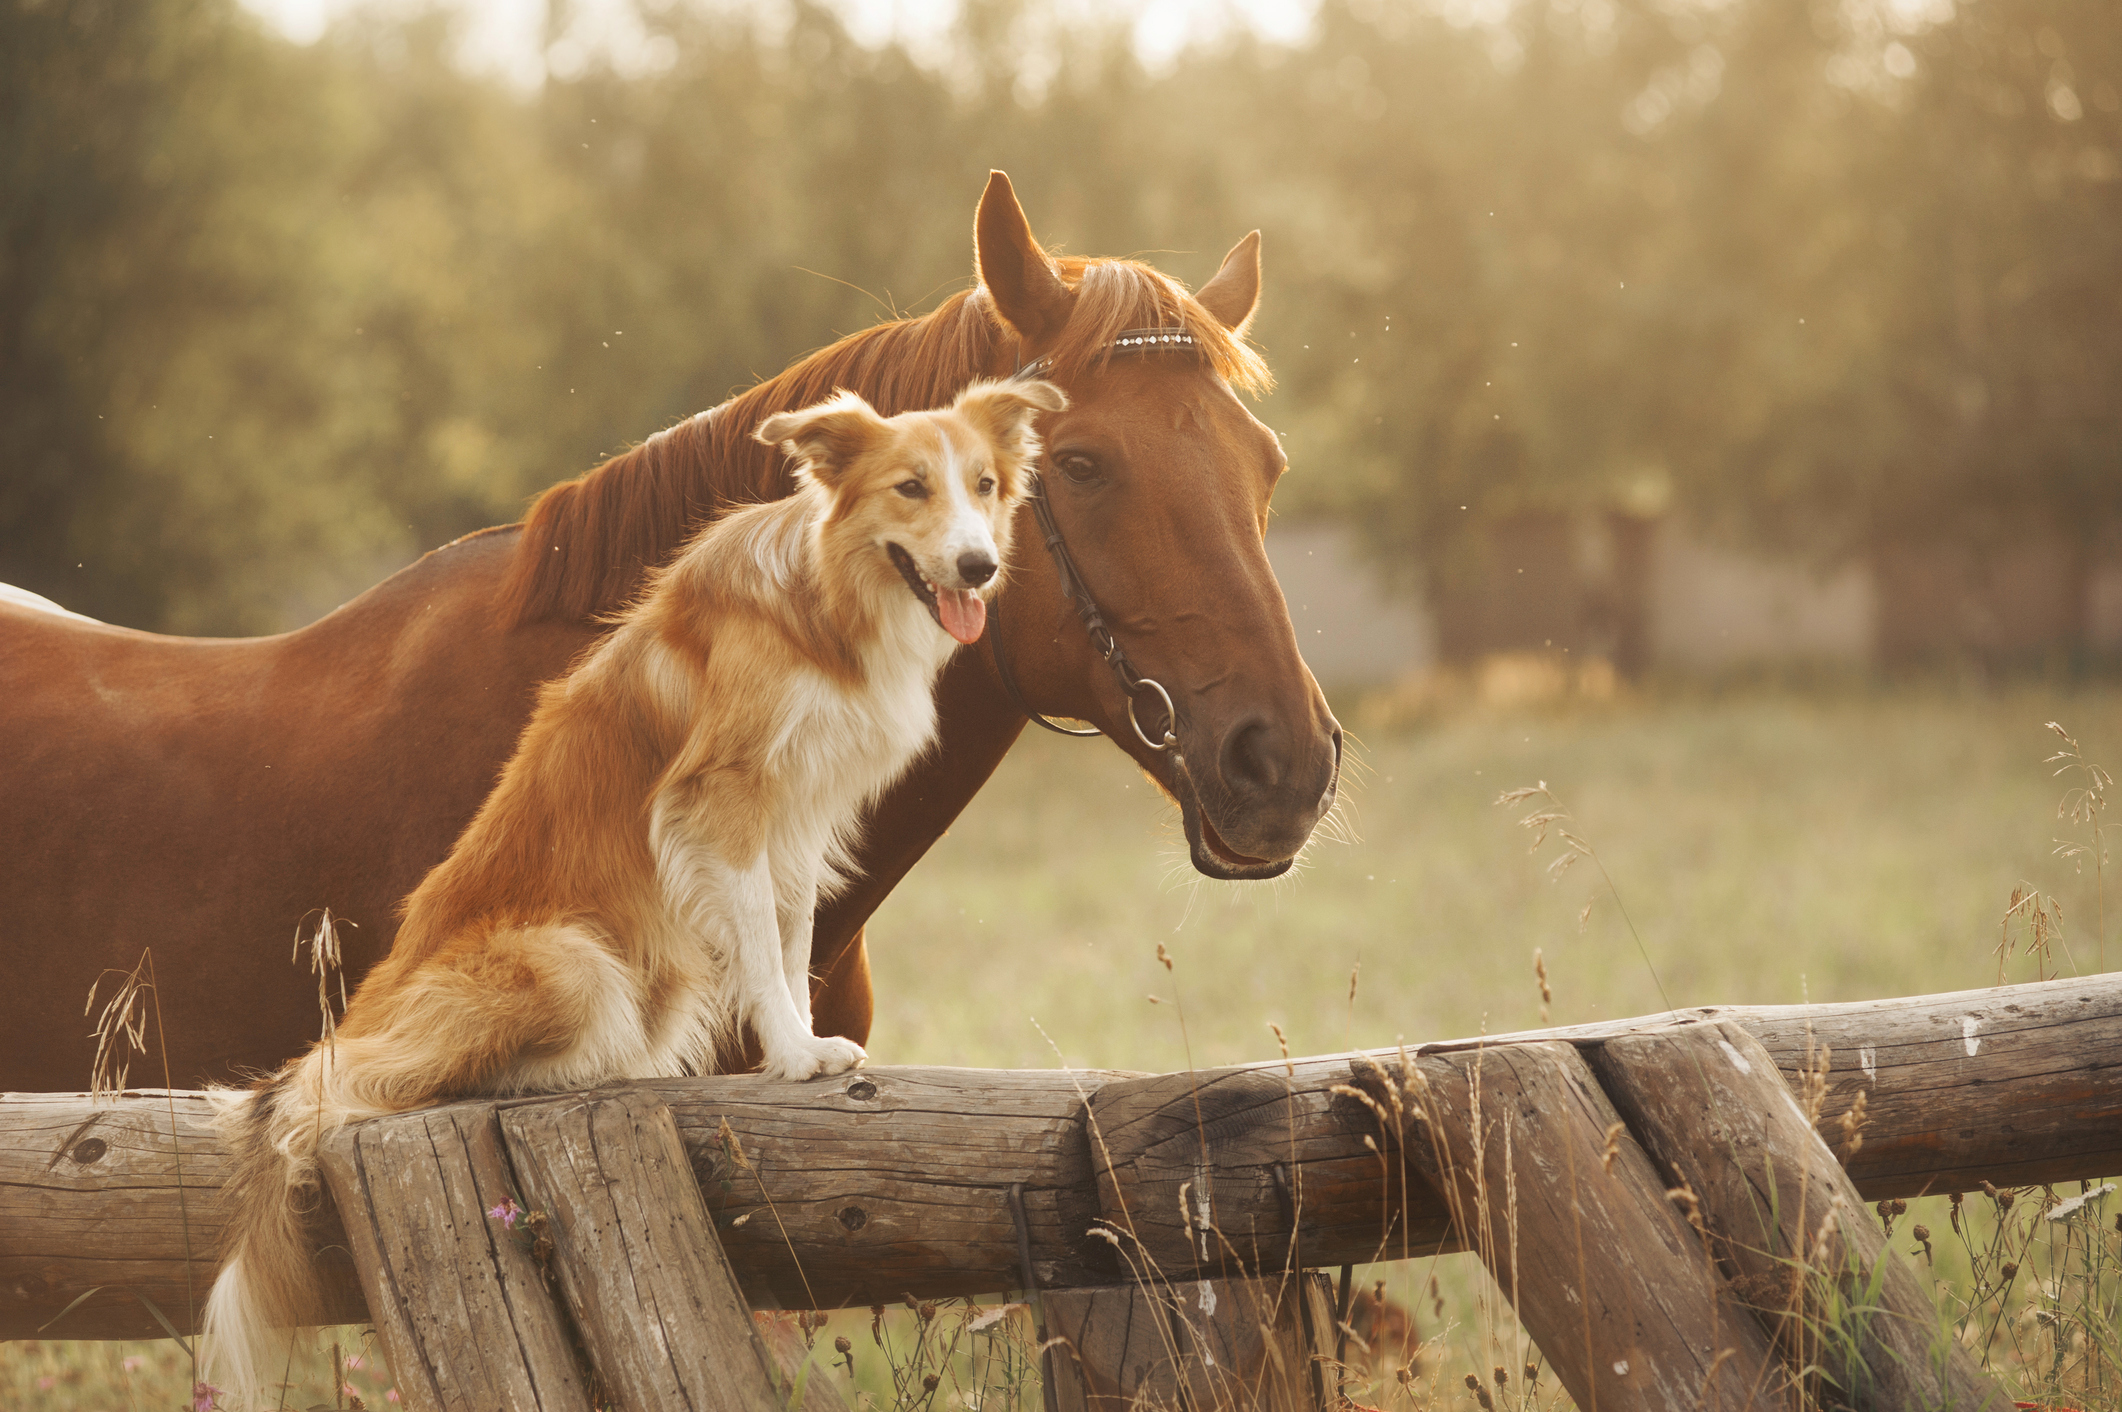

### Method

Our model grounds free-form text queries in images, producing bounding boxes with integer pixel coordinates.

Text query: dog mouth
[887,542,986,645]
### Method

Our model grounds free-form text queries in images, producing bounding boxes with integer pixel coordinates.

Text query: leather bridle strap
[989,472,1178,749]
[989,329,1195,750]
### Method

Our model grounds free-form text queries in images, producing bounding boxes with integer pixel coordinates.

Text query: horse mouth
[1169,731,1342,881]
[1171,757,1292,881]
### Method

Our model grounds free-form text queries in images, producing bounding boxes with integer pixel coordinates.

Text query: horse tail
[201,1048,361,1409]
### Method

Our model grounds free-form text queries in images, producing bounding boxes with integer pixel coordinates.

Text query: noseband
[989,328,1200,752]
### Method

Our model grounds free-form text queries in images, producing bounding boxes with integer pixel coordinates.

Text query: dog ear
[952,379,1068,485]
[755,390,889,487]
[954,380,1069,494]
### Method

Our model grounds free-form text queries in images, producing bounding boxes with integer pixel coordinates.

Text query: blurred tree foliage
[1,0,2115,635]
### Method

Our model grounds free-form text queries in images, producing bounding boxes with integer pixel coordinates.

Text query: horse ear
[1195,231,1262,334]
[975,171,1074,346]
[755,391,888,488]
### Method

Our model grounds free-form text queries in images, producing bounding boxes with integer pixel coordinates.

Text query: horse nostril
[1219,718,1284,795]
[956,552,997,587]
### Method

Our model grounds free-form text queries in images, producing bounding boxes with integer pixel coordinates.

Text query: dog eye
[895,479,928,499]
[976,477,995,496]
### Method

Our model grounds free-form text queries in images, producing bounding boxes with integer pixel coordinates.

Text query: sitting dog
[202,376,1066,1405]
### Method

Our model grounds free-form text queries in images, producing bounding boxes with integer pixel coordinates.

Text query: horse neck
[501,295,1012,631]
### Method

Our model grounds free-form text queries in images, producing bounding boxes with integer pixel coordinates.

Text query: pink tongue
[936,587,986,644]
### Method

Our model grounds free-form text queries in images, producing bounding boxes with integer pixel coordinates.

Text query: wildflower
[488,1196,523,1230]
[122,1356,142,1372]
[192,1381,223,1411]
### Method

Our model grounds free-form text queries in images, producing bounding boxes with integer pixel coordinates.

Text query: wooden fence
[6,973,2119,1410]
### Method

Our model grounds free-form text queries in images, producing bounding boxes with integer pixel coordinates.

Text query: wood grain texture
[1044,1274,1332,1412]
[0,1089,363,1340]
[8,973,2119,1339]
[1437,974,2122,1197]
[314,1101,589,1412]
[498,1086,796,1412]
[1591,1022,2012,1412]
[1368,1043,1790,1412]
[644,1067,1134,1308]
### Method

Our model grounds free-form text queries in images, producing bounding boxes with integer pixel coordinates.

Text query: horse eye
[1055,453,1099,484]
[896,479,928,499]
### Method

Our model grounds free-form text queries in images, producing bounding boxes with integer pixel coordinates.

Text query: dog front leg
[776,869,821,1034]
[730,851,865,1082]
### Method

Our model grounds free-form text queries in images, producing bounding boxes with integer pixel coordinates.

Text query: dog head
[755,378,1067,644]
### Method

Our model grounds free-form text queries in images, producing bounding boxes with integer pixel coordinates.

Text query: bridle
[988,328,1200,753]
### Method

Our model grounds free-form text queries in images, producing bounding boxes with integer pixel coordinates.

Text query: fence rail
[6,972,2119,1403]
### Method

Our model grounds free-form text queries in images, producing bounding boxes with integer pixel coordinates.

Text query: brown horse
[0,173,1340,1092]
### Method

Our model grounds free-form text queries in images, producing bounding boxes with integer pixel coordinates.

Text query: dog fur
[200,377,1065,1406]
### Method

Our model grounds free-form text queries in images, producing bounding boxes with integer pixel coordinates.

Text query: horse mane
[499,256,1271,626]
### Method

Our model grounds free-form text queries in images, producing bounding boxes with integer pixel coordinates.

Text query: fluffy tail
[201,1046,380,1409]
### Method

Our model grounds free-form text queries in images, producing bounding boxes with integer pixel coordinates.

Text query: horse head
[971,173,1343,880]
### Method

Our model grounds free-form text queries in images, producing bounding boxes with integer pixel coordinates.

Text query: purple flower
[487,1196,522,1230]
[192,1381,223,1411]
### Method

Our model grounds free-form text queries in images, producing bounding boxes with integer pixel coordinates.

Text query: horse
[0,172,1341,1092]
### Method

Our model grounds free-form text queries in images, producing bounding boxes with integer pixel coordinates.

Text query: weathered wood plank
[1360,1044,1791,1412]
[1437,974,2122,1196]
[496,1087,792,1412]
[1045,1274,1332,1412]
[9,973,2120,1338]
[0,1090,365,1340]
[644,1067,1132,1308]
[314,1101,590,1412]
[1591,1022,2012,1412]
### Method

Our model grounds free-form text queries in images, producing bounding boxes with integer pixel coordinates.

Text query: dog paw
[761,1035,868,1082]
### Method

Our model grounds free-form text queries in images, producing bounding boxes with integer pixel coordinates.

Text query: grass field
[9,677,2119,1410]
[868,677,2121,1074]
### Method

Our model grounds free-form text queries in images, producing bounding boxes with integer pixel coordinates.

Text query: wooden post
[497,1085,833,1412]
[1044,1274,1333,1412]
[1591,1021,2014,1412]
[314,1101,589,1412]
[1355,1042,1792,1412]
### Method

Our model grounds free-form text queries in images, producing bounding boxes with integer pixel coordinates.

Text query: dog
[201,376,1066,1406]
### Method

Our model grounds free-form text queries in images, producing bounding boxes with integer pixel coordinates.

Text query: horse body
[0,173,1339,1093]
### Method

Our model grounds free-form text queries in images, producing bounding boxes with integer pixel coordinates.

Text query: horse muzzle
[1170,725,1342,880]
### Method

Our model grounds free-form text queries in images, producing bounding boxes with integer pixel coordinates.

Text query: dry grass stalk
[2047,720,2112,972]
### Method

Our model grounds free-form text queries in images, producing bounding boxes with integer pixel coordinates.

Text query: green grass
[867,679,2121,1075]
[9,678,2119,1409]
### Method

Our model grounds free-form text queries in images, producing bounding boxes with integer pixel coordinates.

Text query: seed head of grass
[85,954,152,1101]
[294,908,350,1047]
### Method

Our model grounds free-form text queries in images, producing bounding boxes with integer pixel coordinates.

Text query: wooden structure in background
[7,973,2116,1409]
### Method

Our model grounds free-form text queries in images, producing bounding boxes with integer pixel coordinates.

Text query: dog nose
[956,552,997,588]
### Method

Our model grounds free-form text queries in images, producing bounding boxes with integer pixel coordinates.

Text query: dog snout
[956,551,998,588]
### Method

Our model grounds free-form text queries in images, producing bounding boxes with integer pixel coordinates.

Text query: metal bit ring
[1128,677,1178,752]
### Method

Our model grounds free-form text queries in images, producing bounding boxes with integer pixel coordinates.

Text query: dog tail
[200,1048,356,1409]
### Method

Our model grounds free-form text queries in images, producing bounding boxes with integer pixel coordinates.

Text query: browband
[1013,327,1199,381]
